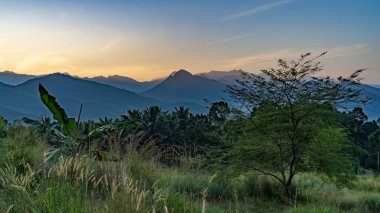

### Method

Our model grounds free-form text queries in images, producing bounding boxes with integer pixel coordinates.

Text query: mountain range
[1,70,380,121]
[84,75,162,93]
[142,70,228,104]
[0,71,37,85]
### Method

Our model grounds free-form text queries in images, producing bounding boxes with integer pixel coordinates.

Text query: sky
[0,0,379,82]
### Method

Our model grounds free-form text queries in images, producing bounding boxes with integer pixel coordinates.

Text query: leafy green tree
[138,106,168,144]
[167,107,190,145]
[301,126,363,181]
[122,109,142,121]
[339,108,379,168]
[340,107,370,146]
[208,101,230,124]
[226,52,367,203]
[0,116,6,138]
[368,129,380,170]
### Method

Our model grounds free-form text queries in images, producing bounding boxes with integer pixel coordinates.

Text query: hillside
[0,82,39,119]
[0,73,208,121]
[142,69,228,104]
[198,70,243,85]
[86,75,162,93]
[357,84,380,120]
[13,73,165,120]
[0,71,37,85]
[1,71,380,120]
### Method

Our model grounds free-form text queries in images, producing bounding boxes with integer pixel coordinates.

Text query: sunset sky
[0,0,379,82]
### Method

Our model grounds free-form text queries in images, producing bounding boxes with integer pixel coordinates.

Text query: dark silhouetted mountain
[0,82,39,119]
[0,71,163,92]
[0,71,38,85]
[1,71,380,121]
[86,75,162,93]
[369,84,380,89]
[12,73,164,120]
[0,73,206,121]
[142,69,228,105]
[356,84,380,120]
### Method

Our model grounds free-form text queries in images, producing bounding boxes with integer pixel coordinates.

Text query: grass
[1,127,380,212]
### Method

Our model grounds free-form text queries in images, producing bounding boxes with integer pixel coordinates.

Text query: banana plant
[23,84,135,163]
[21,117,63,138]
[38,84,77,162]
[38,84,76,136]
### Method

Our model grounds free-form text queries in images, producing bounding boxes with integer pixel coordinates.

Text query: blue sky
[0,0,379,82]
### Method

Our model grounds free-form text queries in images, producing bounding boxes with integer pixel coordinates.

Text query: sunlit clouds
[225,44,372,68]
[224,0,297,20]
[0,0,378,82]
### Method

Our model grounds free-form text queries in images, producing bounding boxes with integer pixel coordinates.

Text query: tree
[338,108,379,169]
[226,52,368,203]
[367,128,380,170]
[208,101,230,123]
[0,116,6,138]
[138,106,168,144]
[167,107,190,145]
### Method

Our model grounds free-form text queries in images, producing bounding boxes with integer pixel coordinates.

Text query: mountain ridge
[1,70,380,121]
[142,69,229,105]
[1,73,206,121]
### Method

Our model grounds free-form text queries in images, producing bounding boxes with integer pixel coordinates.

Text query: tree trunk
[284,183,295,206]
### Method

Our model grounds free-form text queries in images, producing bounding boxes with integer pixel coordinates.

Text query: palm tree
[138,106,168,144]
[122,109,142,121]
[167,107,190,145]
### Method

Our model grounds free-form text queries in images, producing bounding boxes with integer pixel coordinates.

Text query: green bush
[208,179,234,201]
[165,171,208,196]
[362,194,380,212]
[0,126,46,172]
[352,176,380,193]
[338,198,357,211]
[35,180,89,212]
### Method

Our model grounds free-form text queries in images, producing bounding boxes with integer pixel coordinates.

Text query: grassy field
[1,126,380,213]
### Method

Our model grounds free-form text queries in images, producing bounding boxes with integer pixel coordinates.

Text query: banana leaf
[21,117,42,126]
[44,148,68,163]
[38,84,76,136]
[89,120,135,138]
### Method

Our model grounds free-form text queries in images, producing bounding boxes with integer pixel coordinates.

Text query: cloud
[224,44,372,68]
[96,39,121,52]
[224,0,297,20]
[225,50,298,68]
[16,54,78,73]
[206,32,259,45]
[324,44,372,59]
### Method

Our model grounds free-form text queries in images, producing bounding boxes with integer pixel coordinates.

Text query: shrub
[362,194,380,212]
[0,126,46,172]
[208,178,234,201]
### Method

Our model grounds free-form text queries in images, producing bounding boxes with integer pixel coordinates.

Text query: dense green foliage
[1,53,380,212]
[1,121,380,212]
[224,52,368,203]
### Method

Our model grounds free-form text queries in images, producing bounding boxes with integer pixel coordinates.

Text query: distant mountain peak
[170,69,192,78]
[44,72,72,78]
[108,75,137,81]
[1,70,16,74]
[142,69,228,104]
[0,70,39,85]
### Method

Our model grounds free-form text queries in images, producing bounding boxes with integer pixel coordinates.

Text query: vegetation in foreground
[1,53,380,212]
[2,126,380,213]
